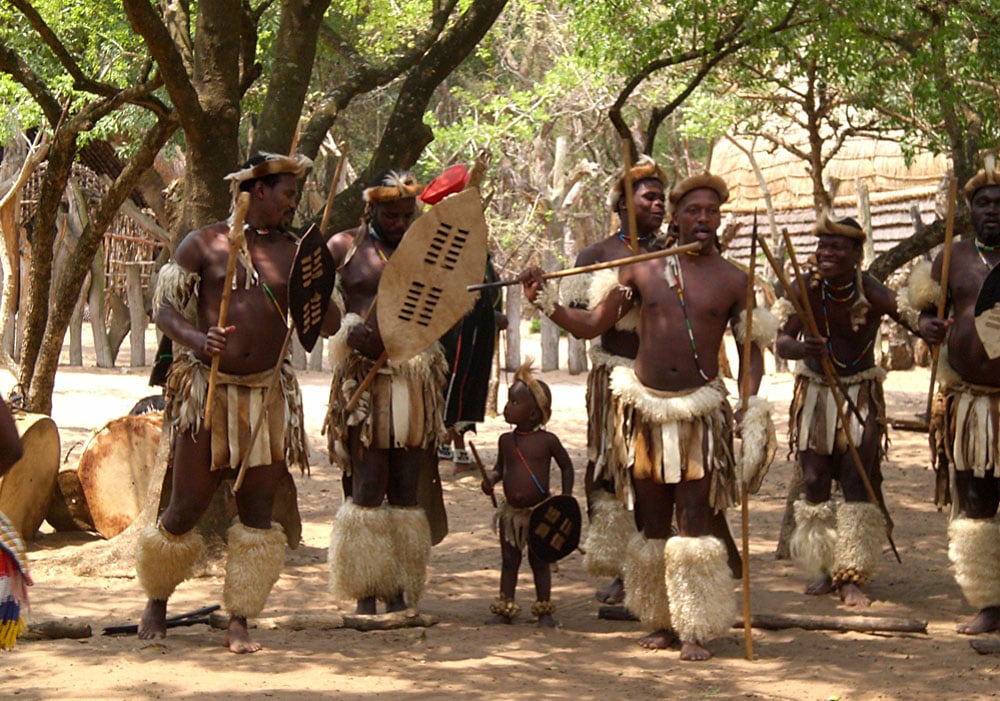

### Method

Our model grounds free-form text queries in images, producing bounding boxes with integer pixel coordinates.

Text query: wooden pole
[621,141,639,253]
[468,441,498,508]
[466,242,701,291]
[320,147,348,236]
[204,192,250,425]
[925,175,958,422]
[737,214,759,662]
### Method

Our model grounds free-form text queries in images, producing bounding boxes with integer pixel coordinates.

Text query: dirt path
[5,339,1000,699]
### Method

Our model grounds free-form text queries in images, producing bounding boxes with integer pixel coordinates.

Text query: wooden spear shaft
[468,441,498,509]
[466,242,701,291]
[621,140,639,253]
[204,192,250,425]
[737,214,759,662]
[759,234,900,562]
[925,175,958,422]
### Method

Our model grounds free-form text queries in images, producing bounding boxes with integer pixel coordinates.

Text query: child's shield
[528,494,582,563]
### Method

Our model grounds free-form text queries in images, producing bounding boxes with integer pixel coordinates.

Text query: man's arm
[519,267,629,339]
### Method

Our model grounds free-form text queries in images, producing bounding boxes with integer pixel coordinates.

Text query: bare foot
[485,614,513,625]
[805,575,834,596]
[354,597,377,615]
[595,578,626,605]
[679,640,713,661]
[839,582,872,607]
[957,606,1000,635]
[223,616,261,654]
[637,628,677,650]
[138,599,167,640]
[538,614,557,628]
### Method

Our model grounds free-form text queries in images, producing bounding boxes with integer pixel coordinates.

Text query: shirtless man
[777,214,919,607]
[136,152,312,653]
[563,157,666,607]
[522,173,774,661]
[481,364,574,627]
[323,169,447,615]
[914,163,1000,634]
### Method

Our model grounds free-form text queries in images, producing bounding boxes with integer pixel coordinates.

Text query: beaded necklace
[512,431,548,497]
[615,229,649,246]
[820,278,873,369]
[975,238,1000,269]
[666,257,714,383]
[369,224,392,264]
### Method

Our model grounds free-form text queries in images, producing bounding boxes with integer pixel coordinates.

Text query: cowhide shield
[289,224,336,352]
[377,188,488,363]
[975,263,1000,359]
[528,494,582,563]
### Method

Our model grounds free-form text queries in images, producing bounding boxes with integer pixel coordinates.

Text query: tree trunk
[68,277,85,367]
[291,335,306,370]
[505,285,521,372]
[88,249,114,369]
[308,338,324,371]
[127,263,146,367]
[567,336,587,375]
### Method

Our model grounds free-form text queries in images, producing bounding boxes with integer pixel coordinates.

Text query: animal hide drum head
[377,188,488,363]
[528,494,582,563]
[289,225,336,353]
[975,263,1000,359]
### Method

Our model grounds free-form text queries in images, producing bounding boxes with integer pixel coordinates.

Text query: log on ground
[739,612,927,634]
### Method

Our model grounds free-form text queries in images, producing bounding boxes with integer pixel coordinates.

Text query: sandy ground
[5,330,1000,700]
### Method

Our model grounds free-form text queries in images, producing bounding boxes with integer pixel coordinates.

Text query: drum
[527,494,581,563]
[0,411,60,540]
[76,413,163,538]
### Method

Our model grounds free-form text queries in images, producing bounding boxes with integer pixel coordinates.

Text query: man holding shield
[322,169,448,615]
[136,152,311,653]
[521,173,775,661]
[915,162,1000,634]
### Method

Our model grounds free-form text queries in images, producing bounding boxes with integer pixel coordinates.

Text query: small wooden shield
[528,494,582,563]
[975,264,1000,359]
[289,225,336,352]
[377,188,488,363]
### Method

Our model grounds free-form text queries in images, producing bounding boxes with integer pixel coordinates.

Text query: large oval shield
[975,263,1000,359]
[377,188,488,363]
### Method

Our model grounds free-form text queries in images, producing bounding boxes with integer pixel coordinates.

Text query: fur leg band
[388,506,432,606]
[948,517,1000,609]
[328,501,398,602]
[789,500,837,579]
[664,536,735,644]
[490,595,521,619]
[136,525,204,601]
[831,502,884,588]
[583,491,635,579]
[224,522,286,619]
[531,600,556,617]
[622,533,671,630]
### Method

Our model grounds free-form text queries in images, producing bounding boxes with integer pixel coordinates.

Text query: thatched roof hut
[710,134,950,266]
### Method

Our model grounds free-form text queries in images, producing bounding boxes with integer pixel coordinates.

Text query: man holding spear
[775,213,921,608]
[913,161,1000,634]
[521,173,776,661]
[136,152,312,653]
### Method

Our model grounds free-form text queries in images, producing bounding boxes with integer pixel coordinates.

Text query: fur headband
[224,152,312,192]
[964,155,1000,202]
[513,360,552,427]
[606,155,670,209]
[668,173,729,209]
[363,170,424,204]
[813,211,866,241]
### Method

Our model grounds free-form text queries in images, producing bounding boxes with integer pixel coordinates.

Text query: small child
[481,363,573,627]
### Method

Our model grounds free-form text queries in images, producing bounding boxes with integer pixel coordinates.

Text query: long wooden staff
[233,323,295,492]
[621,140,639,253]
[204,192,251,425]
[467,242,700,291]
[925,175,958,422]
[758,234,900,562]
[468,441,498,508]
[344,300,387,414]
[737,214,759,662]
